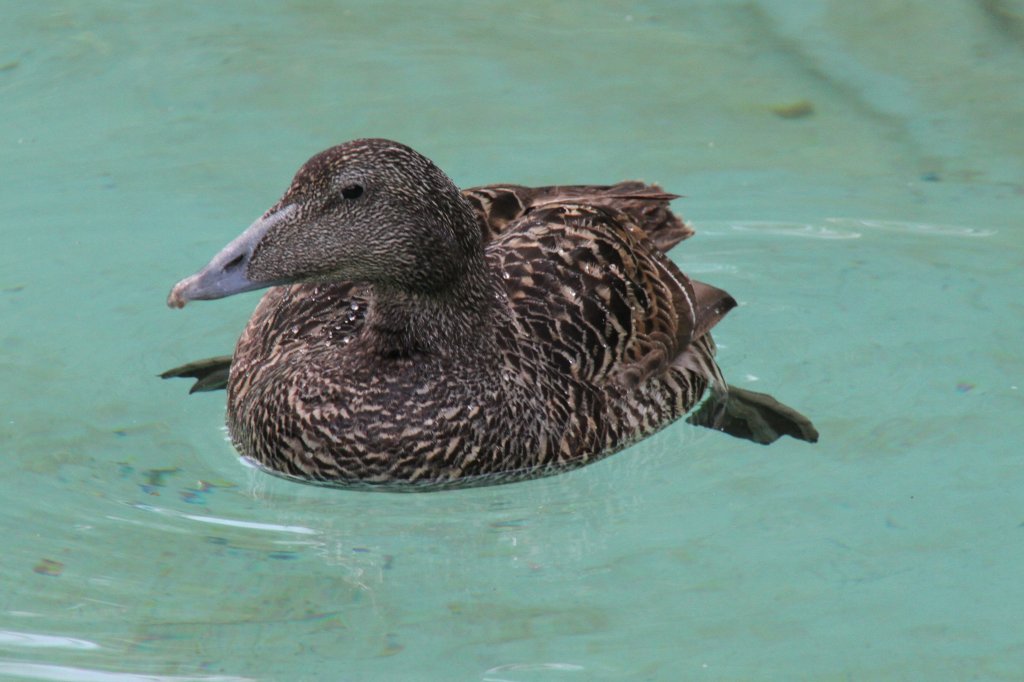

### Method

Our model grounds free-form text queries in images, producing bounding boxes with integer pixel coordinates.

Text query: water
[2,2,1023,679]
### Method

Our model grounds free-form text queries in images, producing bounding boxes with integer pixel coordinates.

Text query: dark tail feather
[160,355,232,393]
[687,385,819,445]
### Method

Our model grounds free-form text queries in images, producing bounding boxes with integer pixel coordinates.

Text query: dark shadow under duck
[163,138,817,490]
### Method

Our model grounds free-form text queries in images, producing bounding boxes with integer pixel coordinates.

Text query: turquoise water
[2,1,1023,680]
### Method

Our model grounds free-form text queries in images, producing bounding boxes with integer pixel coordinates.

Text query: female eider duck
[163,138,817,489]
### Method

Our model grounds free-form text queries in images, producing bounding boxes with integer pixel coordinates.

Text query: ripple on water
[0,661,253,681]
[825,217,998,238]
[698,218,997,241]
[699,220,863,239]
[0,630,100,650]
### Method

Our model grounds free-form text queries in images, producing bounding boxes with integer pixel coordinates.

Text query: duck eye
[341,184,364,200]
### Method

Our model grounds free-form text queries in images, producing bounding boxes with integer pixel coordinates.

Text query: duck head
[168,139,481,308]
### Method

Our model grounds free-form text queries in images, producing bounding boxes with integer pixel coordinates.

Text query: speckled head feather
[249,139,484,293]
[164,138,817,490]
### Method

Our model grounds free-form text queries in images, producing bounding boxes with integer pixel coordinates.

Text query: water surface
[2,2,1023,680]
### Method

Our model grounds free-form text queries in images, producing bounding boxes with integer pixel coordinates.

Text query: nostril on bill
[224,254,245,271]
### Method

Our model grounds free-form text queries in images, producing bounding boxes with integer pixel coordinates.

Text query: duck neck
[363,256,499,358]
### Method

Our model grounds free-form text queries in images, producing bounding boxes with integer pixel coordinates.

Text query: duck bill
[167,204,296,308]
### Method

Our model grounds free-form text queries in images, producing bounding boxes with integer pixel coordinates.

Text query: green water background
[2,2,1023,680]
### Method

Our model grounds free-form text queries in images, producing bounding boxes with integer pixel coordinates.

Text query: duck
[163,138,817,490]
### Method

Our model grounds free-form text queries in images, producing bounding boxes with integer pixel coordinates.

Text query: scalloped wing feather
[486,203,728,391]
[463,182,694,252]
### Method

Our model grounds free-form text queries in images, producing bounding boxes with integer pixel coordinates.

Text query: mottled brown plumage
[163,139,816,490]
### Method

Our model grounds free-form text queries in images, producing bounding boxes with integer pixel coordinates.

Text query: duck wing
[464,182,694,252]
[488,206,818,445]
[488,203,733,391]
